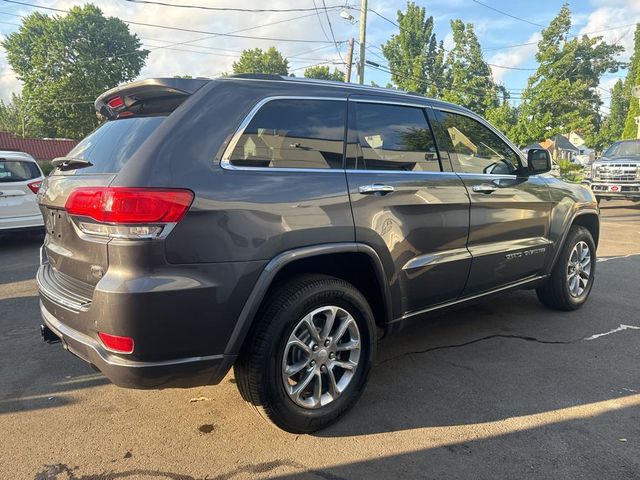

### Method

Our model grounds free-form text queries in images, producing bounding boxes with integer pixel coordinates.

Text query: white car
[0,151,45,233]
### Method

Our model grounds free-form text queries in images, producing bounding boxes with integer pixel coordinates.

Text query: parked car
[0,151,44,233]
[586,140,640,204]
[37,76,599,433]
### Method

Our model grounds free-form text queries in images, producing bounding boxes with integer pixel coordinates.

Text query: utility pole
[357,0,367,84]
[344,38,354,82]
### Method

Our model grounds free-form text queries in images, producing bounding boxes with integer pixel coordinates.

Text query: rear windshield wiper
[51,157,93,170]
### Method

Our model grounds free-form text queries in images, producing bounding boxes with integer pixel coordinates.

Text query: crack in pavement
[376,334,576,366]
[376,323,640,366]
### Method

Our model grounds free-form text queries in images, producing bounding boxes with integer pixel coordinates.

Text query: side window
[433,110,520,175]
[347,102,441,172]
[228,99,346,169]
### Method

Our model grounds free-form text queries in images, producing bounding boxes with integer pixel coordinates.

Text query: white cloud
[0,0,356,102]
[578,4,640,64]
[488,32,541,83]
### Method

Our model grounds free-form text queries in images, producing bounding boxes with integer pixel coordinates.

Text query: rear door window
[346,102,441,172]
[228,99,346,169]
[61,116,167,174]
[0,159,40,182]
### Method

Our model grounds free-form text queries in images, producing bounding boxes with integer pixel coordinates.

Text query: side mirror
[527,148,551,175]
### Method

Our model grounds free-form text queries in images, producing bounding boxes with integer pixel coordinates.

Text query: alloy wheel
[281,306,361,409]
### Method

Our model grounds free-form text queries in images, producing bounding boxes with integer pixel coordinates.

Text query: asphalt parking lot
[1,200,639,480]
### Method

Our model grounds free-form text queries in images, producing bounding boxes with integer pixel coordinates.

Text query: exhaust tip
[40,324,61,344]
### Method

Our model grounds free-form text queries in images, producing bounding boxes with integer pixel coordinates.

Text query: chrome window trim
[346,169,457,175]
[219,96,347,172]
[350,98,430,109]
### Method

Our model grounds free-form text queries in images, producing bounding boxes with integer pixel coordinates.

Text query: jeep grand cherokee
[37,75,599,433]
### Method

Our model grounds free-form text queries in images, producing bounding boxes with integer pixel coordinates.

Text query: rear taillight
[27,180,42,194]
[65,187,194,239]
[98,332,134,354]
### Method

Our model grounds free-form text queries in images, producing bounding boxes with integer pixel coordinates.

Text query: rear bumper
[40,301,235,389]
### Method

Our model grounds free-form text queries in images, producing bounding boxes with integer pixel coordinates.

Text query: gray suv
[37,75,599,433]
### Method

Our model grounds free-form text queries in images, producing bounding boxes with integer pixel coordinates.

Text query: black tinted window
[433,110,520,174]
[63,116,167,174]
[229,99,346,169]
[0,159,40,182]
[347,102,440,172]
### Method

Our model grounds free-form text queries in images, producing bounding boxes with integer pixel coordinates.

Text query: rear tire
[536,225,596,311]
[234,274,375,433]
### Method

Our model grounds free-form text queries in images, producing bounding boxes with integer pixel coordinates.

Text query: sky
[0,0,639,114]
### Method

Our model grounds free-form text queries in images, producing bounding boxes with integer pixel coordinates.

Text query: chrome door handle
[359,184,395,195]
[471,184,497,194]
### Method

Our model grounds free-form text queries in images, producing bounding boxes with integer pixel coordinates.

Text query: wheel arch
[546,209,599,274]
[572,211,600,248]
[223,243,393,357]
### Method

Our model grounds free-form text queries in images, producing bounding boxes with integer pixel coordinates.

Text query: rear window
[0,159,40,182]
[62,116,167,174]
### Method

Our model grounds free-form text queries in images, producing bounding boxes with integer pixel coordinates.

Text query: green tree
[303,65,344,81]
[598,79,629,148]
[2,4,148,139]
[0,94,38,138]
[513,4,623,146]
[442,20,498,116]
[485,89,519,139]
[381,2,447,96]
[622,24,640,139]
[232,47,289,75]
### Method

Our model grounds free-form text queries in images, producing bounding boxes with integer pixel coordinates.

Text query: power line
[484,22,640,51]
[321,0,346,66]
[0,0,341,44]
[471,0,546,28]
[121,0,350,14]
[358,39,536,72]
[312,0,332,44]
[366,8,398,28]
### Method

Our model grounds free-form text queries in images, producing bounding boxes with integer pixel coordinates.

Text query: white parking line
[597,253,640,263]
[584,324,640,341]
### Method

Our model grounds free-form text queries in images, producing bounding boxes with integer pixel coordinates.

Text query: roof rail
[228,73,284,80]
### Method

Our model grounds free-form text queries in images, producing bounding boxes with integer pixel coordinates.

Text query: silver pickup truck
[587,140,640,204]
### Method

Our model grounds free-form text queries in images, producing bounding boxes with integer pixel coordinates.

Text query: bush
[558,159,584,182]
[38,160,54,176]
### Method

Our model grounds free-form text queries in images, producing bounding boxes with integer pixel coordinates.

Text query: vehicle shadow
[270,404,640,479]
[0,231,44,285]
[0,292,108,415]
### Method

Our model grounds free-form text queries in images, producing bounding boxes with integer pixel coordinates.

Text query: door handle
[359,184,395,195]
[471,184,497,194]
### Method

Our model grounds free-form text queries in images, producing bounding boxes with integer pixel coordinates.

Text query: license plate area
[44,208,64,237]
[607,185,622,192]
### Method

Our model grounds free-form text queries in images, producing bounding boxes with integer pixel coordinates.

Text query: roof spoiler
[95,78,211,120]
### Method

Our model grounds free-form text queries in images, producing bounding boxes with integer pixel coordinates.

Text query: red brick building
[0,131,78,161]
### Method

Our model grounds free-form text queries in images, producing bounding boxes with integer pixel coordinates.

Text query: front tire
[234,274,376,433]
[536,225,596,311]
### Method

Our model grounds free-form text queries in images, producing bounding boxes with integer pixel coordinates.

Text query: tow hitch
[41,324,61,344]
